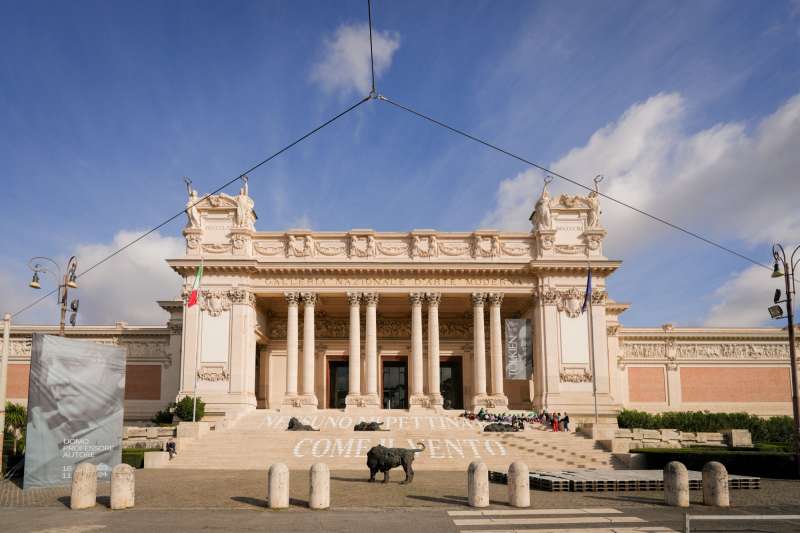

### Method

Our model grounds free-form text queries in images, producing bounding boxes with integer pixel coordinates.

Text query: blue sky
[1,0,799,326]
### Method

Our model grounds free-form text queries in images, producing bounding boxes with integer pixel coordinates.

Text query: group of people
[461,408,570,432]
[543,411,570,432]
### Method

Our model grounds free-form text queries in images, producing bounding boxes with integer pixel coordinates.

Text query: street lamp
[769,243,800,478]
[27,256,79,336]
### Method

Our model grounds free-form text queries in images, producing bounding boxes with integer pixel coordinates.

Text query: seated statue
[354,421,387,431]
[287,417,318,431]
[483,422,520,432]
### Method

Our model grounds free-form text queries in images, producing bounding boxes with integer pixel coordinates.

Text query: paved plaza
[2,470,800,532]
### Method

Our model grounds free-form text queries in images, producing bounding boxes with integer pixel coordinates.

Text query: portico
[168,179,622,420]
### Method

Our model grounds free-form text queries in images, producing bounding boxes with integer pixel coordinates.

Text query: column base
[280,394,317,410]
[408,394,435,412]
[428,393,444,408]
[344,394,380,412]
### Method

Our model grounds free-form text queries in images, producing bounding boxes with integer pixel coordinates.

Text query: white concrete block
[702,461,730,507]
[664,461,689,507]
[111,464,135,510]
[309,463,330,510]
[507,461,530,508]
[467,461,489,508]
[70,463,97,510]
[268,463,290,509]
[144,451,170,469]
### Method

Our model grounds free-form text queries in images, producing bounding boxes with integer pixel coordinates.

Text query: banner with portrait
[504,319,532,379]
[24,334,127,488]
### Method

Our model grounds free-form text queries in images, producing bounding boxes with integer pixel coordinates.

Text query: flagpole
[192,255,204,423]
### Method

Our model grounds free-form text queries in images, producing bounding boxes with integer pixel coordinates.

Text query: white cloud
[287,213,313,230]
[310,22,400,96]
[482,92,800,251]
[705,265,785,326]
[72,230,184,325]
[482,92,800,327]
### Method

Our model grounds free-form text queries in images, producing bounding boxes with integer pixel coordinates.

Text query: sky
[1,0,799,327]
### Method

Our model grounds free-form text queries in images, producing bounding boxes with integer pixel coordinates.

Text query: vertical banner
[24,334,127,488]
[504,319,532,379]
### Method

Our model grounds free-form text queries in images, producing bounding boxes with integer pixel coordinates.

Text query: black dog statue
[287,417,318,431]
[366,442,426,484]
[354,421,388,431]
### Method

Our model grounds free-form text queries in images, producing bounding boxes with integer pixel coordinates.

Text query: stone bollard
[70,463,97,510]
[507,461,530,508]
[309,463,330,510]
[268,463,290,509]
[702,461,730,507]
[467,461,489,508]
[663,461,689,507]
[110,464,135,510]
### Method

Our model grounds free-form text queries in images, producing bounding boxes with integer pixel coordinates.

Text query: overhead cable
[10,96,371,319]
[377,94,770,271]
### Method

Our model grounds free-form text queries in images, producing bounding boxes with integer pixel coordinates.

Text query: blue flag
[581,268,592,314]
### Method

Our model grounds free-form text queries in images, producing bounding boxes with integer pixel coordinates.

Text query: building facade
[4,183,797,420]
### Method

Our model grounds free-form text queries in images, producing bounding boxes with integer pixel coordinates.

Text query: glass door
[329,361,348,409]
[382,360,407,409]
[440,359,464,410]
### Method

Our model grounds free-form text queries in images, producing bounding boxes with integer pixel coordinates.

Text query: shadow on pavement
[231,496,265,508]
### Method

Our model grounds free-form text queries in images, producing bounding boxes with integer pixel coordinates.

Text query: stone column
[471,293,489,408]
[409,292,426,407]
[426,293,443,408]
[488,292,508,407]
[228,288,257,412]
[363,292,380,406]
[300,292,318,408]
[346,292,362,406]
[283,292,299,403]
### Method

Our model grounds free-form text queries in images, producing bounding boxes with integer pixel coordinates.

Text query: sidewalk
[3,469,800,510]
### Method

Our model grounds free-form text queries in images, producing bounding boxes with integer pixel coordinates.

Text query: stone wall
[610,428,752,453]
[123,426,176,449]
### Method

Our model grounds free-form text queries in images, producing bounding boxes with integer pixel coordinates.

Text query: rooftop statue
[533,186,552,230]
[587,190,600,228]
[184,178,201,229]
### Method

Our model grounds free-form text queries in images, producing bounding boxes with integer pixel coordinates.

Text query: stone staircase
[165,410,620,471]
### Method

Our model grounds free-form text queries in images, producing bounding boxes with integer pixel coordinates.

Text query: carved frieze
[197,365,230,382]
[266,316,473,340]
[200,290,232,317]
[560,368,593,383]
[255,272,532,289]
[620,341,790,361]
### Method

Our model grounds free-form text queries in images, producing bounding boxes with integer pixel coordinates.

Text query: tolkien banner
[24,334,127,488]
[504,319,532,379]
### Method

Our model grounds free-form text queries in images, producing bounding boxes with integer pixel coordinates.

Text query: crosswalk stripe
[459,526,677,533]
[448,508,622,516]
[453,516,646,526]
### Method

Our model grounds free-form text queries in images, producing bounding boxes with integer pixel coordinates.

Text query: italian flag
[187,262,203,307]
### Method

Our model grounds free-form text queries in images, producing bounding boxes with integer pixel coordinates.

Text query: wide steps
[166,410,618,471]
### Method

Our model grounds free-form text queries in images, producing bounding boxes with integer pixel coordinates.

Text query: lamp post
[28,256,79,336]
[770,243,800,478]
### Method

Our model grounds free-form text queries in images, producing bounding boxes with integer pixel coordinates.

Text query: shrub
[174,396,205,421]
[617,409,795,445]
[635,447,797,479]
[3,402,27,455]
[151,405,175,425]
[121,448,162,469]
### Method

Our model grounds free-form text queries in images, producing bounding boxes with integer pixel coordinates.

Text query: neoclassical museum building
[5,183,797,421]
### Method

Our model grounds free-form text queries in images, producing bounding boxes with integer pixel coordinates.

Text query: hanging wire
[10,95,371,320]
[377,94,771,271]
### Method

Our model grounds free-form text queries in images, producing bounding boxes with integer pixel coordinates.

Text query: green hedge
[635,447,797,479]
[121,448,162,469]
[618,409,795,445]
[175,396,205,421]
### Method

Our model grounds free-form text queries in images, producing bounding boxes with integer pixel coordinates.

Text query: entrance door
[329,361,348,409]
[440,359,464,410]
[382,360,407,409]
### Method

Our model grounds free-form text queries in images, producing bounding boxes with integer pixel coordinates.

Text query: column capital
[362,292,379,306]
[284,292,300,306]
[487,292,504,306]
[346,292,362,306]
[471,292,486,307]
[301,292,318,306]
[409,292,424,306]
[425,292,442,306]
